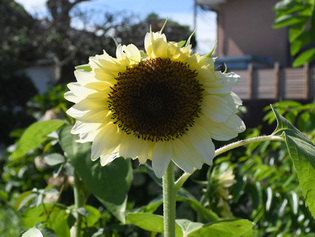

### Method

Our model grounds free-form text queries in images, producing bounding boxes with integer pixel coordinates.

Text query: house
[196,0,315,101]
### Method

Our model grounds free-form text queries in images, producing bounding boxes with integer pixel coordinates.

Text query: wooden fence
[232,63,315,100]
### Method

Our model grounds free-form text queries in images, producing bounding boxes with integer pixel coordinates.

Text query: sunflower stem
[163,161,176,237]
[214,135,284,157]
[74,171,84,237]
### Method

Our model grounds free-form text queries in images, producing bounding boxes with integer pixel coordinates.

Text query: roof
[196,0,226,9]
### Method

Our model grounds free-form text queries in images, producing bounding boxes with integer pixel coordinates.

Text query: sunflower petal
[152,142,172,178]
[91,124,122,161]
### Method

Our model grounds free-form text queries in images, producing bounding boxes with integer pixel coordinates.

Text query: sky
[15,0,217,54]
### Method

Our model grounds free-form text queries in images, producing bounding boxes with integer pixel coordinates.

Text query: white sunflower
[65,29,245,178]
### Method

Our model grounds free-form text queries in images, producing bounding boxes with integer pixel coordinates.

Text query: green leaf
[0,190,8,201]
[177,190,219,222]
[293,48,315,67]
[290,31,312,56]
[289,21,307,43]
[16,191,37,210]
[44,153,65,166]
[285,110,298,123]
[10,120,66,161]
[140,50,148,57]
[298,111,315,133]
[188,219,254,237]
[231,176,246,202]
[271,107,315,217]
[126,213,182,236]
[177,41,186,48]
[75,64,92,72]
[21,227,43,237]
[273,0,304,13]
[58,125,133,223]
[138,196,163,213]
[176,219,203,236]
[21,205,46,227]
[48,207,70,237]
[273,14,307,28]
[251,182,261,210]
[21,203,70,237]
[272,106,314,143]
[85,205,101,227]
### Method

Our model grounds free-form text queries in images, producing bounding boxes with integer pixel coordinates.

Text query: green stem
[74,171,84,237]
[174,135,284,192]
[174,172,191,194]
[214,135,284,157]
[163,161,176,237]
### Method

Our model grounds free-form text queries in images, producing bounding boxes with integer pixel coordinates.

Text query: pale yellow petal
[74,70,100,85]
[144,31,167,55]
[119,135,147,159]
[115,44,141,68]
[199,115,238,141]
[67,82,96,99]
[226,114,246,133]
[187,124,215,165]
[100,149,119,166]
[204,72,240,94]
[76,130,98,143]
[68,108,110,123]
[71,121,102,134]
[152,142,172,178]
[91,124,123,160]
[71,97,107,112]
[202,94,238,123]
[172,139,199,174]
[64,91,79,103]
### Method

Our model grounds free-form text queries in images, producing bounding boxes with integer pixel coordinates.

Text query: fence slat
[231,63,313,100]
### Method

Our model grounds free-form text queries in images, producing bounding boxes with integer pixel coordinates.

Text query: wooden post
[304,63,310,99]
[274,62,280,99]
[248,63,253,99]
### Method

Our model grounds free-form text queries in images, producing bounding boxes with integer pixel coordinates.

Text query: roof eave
[196,0,227,10]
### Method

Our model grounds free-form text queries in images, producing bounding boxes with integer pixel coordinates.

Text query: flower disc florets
[108,57,203,142]
[65,29,246,177]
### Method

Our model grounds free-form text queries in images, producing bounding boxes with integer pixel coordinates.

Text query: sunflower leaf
[126,213,183,236]
[10,120,66,162]
[188,219,254,237]
[58,125,133,223]
[271,106,315,217]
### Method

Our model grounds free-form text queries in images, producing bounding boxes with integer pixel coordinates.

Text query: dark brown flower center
[108,57,203,141]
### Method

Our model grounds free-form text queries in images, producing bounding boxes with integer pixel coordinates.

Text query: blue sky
[16,0,216,54]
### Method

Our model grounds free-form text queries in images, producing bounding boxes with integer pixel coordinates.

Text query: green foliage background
[1,83,315,236]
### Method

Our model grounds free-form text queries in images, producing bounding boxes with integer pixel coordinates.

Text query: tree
[116,13,197,50]
[0,0,39,144]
